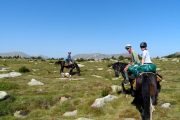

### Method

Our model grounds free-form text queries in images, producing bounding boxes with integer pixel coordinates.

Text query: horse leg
[69,67,73,75]
[121,82,127,94]
[75,63,80,75]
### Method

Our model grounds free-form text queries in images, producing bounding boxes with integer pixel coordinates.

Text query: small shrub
[19,66,30,73]
[0,82,18,90]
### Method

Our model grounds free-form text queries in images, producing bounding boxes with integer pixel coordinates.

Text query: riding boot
[124,72,129,85]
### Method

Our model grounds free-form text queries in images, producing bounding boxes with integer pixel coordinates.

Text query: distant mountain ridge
[73,53,130,60]
[0,52,30,58]
[164,52,180,58]
[0,52,48,59]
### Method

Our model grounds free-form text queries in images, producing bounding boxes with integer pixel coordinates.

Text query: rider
[66,52,73,65]
[140,42,152,65]
[124,44,140,84]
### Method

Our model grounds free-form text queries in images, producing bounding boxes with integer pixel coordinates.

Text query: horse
[112,62,136,96]
[55,60,80,76]
[112,62,161,94]
[112,62,161,120]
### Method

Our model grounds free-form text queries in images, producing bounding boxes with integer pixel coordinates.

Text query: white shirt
[142,50,152,63]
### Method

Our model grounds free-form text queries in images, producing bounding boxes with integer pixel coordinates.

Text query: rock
[71,78,85,81]
[91,75,103,78]
[14,110,28,118]
[61,73,71,78]
[78,64,85,67]
[112,78,119,80]
[91,98,105,108]
[63,110,77,117]
[91,95,118,108]
[28,79,44,86]
[171,58,178,62]
[124,118,136,120]
[111,85,122,93]
[103,95,118,102]
[0,72,22,79]
[60,96,69,103]
[161,103,171,108]
[0,91,8,100]
[0,67,9,72]
[97,68,103,71]
[76,118,93,120]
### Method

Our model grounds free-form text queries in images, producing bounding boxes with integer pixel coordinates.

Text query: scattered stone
[124,118,136,120]
[161,103,171,108]
[171,58,178,62]
[61,72,71,78]
[91,95,118,108]
[97,68,103,71]
[91,75,103,78]
[0,67,9,72]
[63,110,77,117]
[71,78,85,81]
[111,85,122,93]
[91,98,105,108]
[60,96,69,103]
[0,72,22,79]
[76,117,93,120]
[28,79,44,86]
[112,77,119,80]
[14,110,28,118]
[78,64,85,67]
[0,91,8,100]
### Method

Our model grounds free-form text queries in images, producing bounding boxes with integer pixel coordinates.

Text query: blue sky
[0,0,180,58]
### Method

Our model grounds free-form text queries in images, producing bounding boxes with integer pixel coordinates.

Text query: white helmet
[125,44,132,49]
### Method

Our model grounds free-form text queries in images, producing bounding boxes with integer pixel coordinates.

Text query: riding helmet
[140,42,147,48]
[125,44,132,49]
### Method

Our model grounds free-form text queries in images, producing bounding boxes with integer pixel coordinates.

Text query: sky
[0,0,180,58]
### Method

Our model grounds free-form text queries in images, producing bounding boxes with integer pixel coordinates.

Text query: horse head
[112,62,128,77]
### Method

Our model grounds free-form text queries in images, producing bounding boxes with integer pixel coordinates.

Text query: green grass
[0,58,179,120]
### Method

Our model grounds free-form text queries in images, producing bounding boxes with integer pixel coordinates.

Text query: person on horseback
[124,44,140,85]
[66,52,73,65]
[140,42,152,65]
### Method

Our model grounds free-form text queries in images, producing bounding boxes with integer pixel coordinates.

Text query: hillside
[73,53,130,60]
[0,52,30,58]
[164,52,180,58]
[0,58,179,119]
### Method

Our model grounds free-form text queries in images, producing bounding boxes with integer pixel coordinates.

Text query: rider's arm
[141,58,145,65]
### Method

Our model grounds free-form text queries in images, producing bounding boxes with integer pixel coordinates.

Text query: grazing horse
[112,62,161,120]
[55,60,80,76]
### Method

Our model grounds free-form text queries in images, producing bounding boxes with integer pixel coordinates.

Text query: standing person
[140,42,152,65]
[66,52,73,65]
[124,44,140,84]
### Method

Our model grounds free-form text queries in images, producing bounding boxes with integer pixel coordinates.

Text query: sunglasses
[126,47,130,50]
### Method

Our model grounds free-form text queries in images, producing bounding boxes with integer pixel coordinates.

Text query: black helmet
[140,42,147,48]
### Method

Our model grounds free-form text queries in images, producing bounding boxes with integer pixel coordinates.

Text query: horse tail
[141,72,157,120]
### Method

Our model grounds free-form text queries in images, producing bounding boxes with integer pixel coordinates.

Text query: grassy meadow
[0,58,179,120]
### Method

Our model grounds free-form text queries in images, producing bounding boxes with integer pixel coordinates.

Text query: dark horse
[112,62,161,120]
[55,60,80,76]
